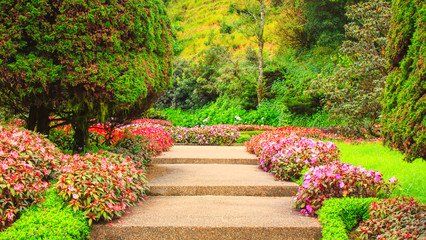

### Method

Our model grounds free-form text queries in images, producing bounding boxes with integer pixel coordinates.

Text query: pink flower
[389,177,397,183]
[13,183,24,192]
[339,181,345,189]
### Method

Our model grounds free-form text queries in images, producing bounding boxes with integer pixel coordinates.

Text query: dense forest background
[156,0,386,129]
[155,0,424,159]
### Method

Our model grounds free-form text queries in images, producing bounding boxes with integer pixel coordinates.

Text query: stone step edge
[91,225,321,240]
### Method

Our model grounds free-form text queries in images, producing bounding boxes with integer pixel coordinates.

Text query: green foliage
[0,0,173,150]
[382,0,425,161]
[0,189,89,240]
[354,197,425,239]
[318,0,391,133]
[337,141,426,203]
[318,197,377,240]
[112,135,152,167]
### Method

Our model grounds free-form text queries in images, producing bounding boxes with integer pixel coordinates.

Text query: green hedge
[318,197,377,240]
[0,189,89,240]
[382,0,425,161]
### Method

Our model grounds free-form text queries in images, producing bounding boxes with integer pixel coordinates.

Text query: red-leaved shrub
[89,121,174,156]
[56,152,147,224]
[295,162,397,216]
[0,125,63,228]
[354,197,425,239]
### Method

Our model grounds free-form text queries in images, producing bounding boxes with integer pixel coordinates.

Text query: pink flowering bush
[131,118,172,127]
[172,125,240,145]
[295,162,397,216]
[0,125,64,228]
[271,138,339,181]
[257,135,301,171]
[56,152,147,224]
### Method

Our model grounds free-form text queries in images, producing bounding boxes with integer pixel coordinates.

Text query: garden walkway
[91,146,321,240]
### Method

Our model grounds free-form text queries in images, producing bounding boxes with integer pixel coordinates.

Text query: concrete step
[91,196,321,240]
[152,145,258,165]
[147,164,298,196]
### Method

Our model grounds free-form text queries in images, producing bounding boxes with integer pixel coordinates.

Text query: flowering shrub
[0,125,63,228]
[257,135,301,171]
[271,138,339,181]
[295,162,397,216]
[56,152,147,224]
[245,127,350,155]
[112,135,152,167]
[354,197,425,240]
[172,125,240,145]
[131,118,172,127]
[89,121,173,156]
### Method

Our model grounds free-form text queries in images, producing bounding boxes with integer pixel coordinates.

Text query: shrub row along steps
[91,146,321,240]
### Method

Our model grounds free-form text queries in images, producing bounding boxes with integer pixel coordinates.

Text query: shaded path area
[91,146,321,240]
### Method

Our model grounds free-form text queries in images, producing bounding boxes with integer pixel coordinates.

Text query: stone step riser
[91,226,321,240]
[148,185,298,197]
[151,158,258,165]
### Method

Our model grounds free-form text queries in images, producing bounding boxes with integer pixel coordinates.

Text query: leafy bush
[0,125,63,228]
[318,197,377,240]
[89,121,173,156]
[56,152,147,224]
[382,0,425,161]
[0,189,89,240]
[271,138,339,181]
[354,197,426,239]
[257,135,301,171]
[295,162,397,216]
[172,125,240,145]
[245,127,340,156]
[112,135,152,167]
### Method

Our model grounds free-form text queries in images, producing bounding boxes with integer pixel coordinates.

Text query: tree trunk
[27,105,37,131]
[257,0,266,106]
[36,105,50,135]
[73,117,89,153]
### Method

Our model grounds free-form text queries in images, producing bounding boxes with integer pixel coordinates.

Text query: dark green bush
[318,197,377,240]
[382,0,425,161]
[0,189,89,240]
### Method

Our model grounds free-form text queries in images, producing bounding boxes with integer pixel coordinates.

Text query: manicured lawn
[336,141,426,203]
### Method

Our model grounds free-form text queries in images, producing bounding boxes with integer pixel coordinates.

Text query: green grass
[236,130,263,144]
[336,141,426,203]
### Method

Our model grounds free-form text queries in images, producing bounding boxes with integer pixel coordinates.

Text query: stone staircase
[91,146,321,240]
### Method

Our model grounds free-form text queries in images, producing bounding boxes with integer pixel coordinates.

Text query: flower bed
[271,137,339,181]
[295,162,396,216]
[0,125,64,228]
[56,152,147,224]
[354,197,425,239]
[171,125,240,145]
[89,120,173,155]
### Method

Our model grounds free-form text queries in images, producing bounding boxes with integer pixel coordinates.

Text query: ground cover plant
[354,197,425,239]
[0,125,64,228]
[0,189,89,240]
[56,152,148,225]
[172,125,240,145]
